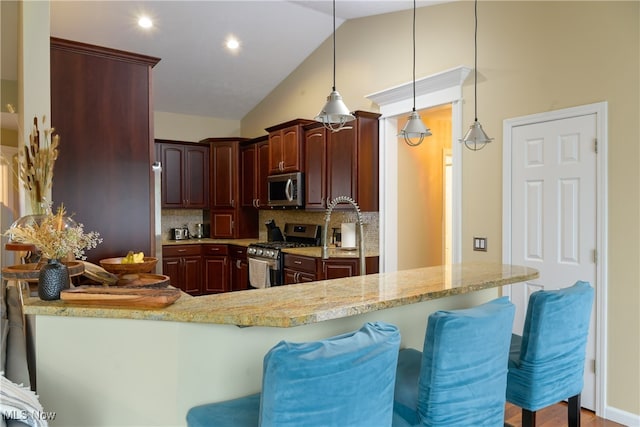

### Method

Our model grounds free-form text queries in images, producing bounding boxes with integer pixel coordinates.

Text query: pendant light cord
[332,0,336,91]
[474,0,478,122]
[412,0,417,112]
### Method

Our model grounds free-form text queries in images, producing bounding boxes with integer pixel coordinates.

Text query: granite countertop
[162,239,379,258]
[161,238,259,247]
[23,263,538,328]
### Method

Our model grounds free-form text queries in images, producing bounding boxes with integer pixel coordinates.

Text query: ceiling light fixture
[137,16,153,29]
[315,0,355,132]
[226,37,240,50]
[460,0,493,151]
[398,0,432,147]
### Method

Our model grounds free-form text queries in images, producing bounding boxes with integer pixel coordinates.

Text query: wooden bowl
[99,257,158,274]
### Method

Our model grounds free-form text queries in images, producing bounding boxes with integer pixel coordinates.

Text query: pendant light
[315,0,355,132]
[460,0,493,151]
[398,0,431,147]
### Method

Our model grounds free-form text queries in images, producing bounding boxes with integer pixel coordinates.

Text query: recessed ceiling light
[226,37,240,50]
[138,16,153,29]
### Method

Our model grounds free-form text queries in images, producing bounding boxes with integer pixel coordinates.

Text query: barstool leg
[522,408,536,427]
[568,394,581,427]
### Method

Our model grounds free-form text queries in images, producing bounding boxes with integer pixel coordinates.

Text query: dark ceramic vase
[38,259,70,300]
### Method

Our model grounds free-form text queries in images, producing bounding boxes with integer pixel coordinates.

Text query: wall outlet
[473,237,487,251]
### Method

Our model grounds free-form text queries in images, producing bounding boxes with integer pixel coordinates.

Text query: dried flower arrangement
[2,104,59,214]
[5,204,102,260]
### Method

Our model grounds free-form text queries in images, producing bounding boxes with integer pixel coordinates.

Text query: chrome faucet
[322,196,366,276]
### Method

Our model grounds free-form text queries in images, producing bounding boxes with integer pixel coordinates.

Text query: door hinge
[593,249,598,264]
[594,138,598,153]
[591,358,596,374]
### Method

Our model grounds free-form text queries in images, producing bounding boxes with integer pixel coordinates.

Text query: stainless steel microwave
[268,172,304,208]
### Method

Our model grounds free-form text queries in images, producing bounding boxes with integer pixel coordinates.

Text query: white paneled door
[505,111,599,410]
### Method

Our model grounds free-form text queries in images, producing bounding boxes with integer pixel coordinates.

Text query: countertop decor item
[4,204,102,261]
[60,286,181,308]
[99,257,158,275]
[38,258,69,300]
[2,104,60,214]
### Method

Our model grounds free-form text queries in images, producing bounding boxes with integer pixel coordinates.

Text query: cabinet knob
[236,259,242,269]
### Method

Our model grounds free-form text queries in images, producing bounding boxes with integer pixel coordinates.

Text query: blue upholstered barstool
[506,280,594,427]
[187,321,401,427]
[392,297,515,427]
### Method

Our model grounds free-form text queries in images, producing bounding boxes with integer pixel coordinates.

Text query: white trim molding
[502,102,609,420]
[366,66,471,272]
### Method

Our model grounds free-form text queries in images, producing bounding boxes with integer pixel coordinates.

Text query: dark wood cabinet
[51,37,160,263]
[266,119,313,175]
[202,138,258,239]
[240,136,270,210]
[284,253,379,284]
[322,259,359,280]
[304,111,380,212]
[304,126,328,210]
[229,245,249,291]
[284,254,318,285]
[162,245,202,295]
[202,244,229,294]
[156,140,209,208]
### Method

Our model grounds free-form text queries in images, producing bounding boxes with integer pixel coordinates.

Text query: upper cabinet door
[304,126,327,210]
[266,119,313,175]
[256,139,270,208]
[184,145,210,208]
[268,131,284,174]
[211,141,236,209]
[281,125,303,172]
[159,144,186,208]
[157,141,209,209]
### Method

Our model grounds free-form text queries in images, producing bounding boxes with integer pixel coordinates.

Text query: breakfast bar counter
[22,263,537,427]
[23,263,536,327]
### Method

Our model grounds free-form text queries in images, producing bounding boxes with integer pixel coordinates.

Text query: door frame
[501,101,608,415]
[366,66,470,272]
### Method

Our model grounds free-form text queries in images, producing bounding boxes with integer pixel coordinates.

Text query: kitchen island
[22,263,537,427]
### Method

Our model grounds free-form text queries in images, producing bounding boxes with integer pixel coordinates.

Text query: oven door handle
[285,178,293,202]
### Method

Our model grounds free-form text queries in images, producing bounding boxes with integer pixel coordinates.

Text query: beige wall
[241,1,640,417]
[154,110,240,142]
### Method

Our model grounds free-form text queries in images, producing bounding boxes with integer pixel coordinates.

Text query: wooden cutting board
[60,286,181,308]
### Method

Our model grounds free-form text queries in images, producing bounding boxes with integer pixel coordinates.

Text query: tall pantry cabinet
[50,37,160,263]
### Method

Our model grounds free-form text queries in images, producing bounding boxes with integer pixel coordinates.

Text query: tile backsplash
[161,209,205,240]
[161,208,379,251]
[258,210,379,251]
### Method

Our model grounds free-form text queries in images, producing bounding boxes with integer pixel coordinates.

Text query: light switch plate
[473,237,487,251]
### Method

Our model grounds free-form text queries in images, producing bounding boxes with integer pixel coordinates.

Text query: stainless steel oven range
[247,223,321,287]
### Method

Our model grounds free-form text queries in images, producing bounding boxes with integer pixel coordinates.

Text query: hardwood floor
[504,402,626,427]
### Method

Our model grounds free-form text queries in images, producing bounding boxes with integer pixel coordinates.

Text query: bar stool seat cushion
[260,321,401,427]
[186,321,400,427]
[393,297,515,426]
[506,280,594,412]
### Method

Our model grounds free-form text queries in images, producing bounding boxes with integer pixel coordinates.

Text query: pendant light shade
[315,0,355,132]
[401,110,432,147]
[398,0,431,147]
[460,0,493,151]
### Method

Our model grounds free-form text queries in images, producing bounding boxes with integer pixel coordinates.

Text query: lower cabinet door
[322,259,358,280]
[162,256,201,295]
[284,268,317,284]
[230,258,249,291]
[203,256,229,293]
[182,256,203,295]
